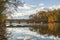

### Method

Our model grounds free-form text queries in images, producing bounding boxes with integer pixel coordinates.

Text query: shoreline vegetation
[0,0,7,40]
[29,9,60,37]
[0,0,60,39]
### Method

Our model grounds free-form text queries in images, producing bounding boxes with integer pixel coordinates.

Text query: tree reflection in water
[32,23,60,38]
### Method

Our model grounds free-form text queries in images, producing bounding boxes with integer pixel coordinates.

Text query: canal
[6,23,60,40]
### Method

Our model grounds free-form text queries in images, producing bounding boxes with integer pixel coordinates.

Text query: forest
[30,9,60,37]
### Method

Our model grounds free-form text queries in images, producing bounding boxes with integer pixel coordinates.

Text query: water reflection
[48,23,60,37]
[6,23,60,40]
[32,23,60,38]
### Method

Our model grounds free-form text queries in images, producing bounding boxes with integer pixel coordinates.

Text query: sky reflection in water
[7,27,60,40]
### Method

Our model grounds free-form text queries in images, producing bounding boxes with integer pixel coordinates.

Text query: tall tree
[0,0,7,40]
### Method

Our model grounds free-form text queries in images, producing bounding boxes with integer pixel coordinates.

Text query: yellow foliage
[48,23,58,31]
[0,14,7,22]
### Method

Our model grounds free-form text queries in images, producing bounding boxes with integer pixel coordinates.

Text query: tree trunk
[0,21,7,40]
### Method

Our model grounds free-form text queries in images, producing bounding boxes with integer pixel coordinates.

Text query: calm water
[6,26,60,40]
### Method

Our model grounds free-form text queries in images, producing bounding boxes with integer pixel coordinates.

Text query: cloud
[8,4,46,19]
[31,5,36,7]
[14,10,36,16]
[48,5,60,10]
[6,0,60,19]
[6,0,46,19]
[34,3,46,11]
[13,13,23,16]
[39,3,45,6]
[18,4,31,9]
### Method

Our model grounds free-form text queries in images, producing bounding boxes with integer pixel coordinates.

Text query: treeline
[30,9,60,23]
[30,9,60,37]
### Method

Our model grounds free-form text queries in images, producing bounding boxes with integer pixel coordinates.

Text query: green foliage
[0,0,7,22]
[0,14,7,22]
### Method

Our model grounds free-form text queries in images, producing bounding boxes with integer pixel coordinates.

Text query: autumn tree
[0,0,7,40]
